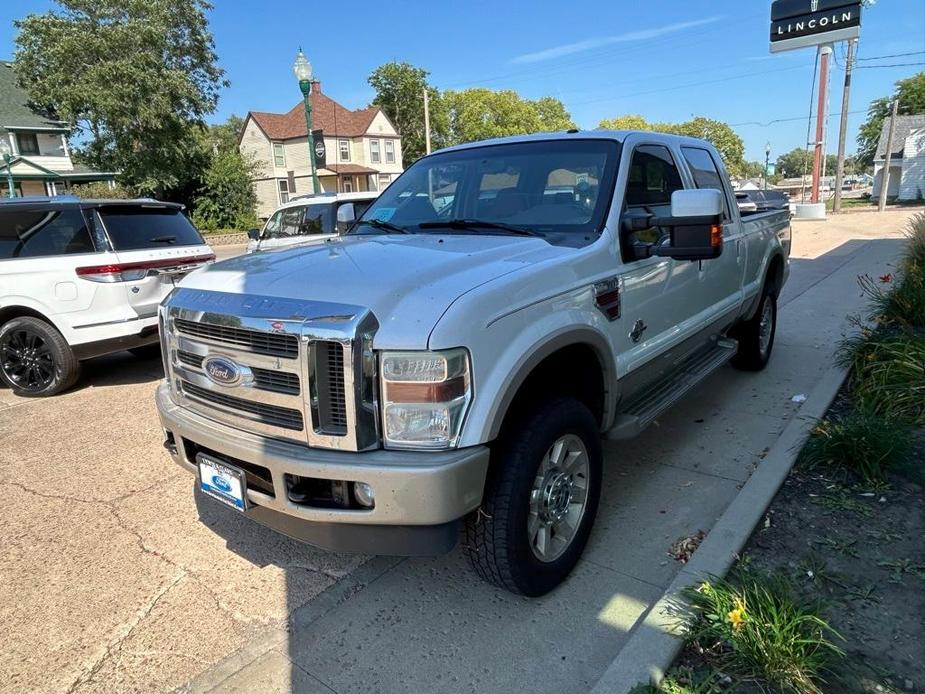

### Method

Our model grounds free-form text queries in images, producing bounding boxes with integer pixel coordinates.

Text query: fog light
[354,482,375,508]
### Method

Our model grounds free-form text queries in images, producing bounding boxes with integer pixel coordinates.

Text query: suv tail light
[76,253,215,282]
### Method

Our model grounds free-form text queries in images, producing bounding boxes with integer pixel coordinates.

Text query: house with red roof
[239,81,404,217]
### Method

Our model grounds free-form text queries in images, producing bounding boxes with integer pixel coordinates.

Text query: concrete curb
[590,364,848,693]
[177,556,403,693]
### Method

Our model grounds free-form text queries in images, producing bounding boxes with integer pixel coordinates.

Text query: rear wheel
[464,397,602,596]
[731,287,777,371]
[0,317,80,397]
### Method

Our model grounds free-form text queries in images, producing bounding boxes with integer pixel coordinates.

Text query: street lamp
[293,48,320,195]
[764,142,771,191]
[0,131,14,198]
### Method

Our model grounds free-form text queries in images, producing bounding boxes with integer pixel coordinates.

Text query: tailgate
[94,205,215,318]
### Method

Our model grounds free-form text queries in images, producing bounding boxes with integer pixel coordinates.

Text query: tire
[731,286,777,371]
[464,397,602,596]
[0,317,80,397]
[129,343,162,359]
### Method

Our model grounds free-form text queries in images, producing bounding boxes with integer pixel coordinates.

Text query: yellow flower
[699,581,712,595]
[727,596,747,630]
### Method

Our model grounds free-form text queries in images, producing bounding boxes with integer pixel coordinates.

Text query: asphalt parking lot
[0,209,918,693]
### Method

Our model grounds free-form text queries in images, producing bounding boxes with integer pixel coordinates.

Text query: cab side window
[622,145,683,256]
[0,209,96,259]
[262,207,303,239]
[681,147,730,220]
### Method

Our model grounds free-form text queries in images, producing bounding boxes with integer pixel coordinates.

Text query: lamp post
[0,132,14,198]
[764,142,771,191]
[293,48,320,195]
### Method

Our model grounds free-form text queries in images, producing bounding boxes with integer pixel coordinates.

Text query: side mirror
[651,189,724,261]
[246,228,260,241]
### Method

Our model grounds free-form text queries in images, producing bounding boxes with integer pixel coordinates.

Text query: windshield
[262,203,335,239]
[353,139,621,247]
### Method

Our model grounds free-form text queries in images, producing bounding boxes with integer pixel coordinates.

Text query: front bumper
[156,384,490,555]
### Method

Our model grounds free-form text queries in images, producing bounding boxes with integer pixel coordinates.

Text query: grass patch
[837,329,925,425]
[799,411,914,483]
[683,573,843,693]
[630,666,725,693]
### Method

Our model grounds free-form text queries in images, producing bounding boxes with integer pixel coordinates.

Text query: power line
[854,62,925,69]
[729,109,867,127]
[856,50,925,61]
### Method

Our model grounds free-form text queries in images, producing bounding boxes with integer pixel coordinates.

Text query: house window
[385,140,395,164]
[273,143,286,168]
[339,139,350,162]
[17,133,40,156]
[343,176,353,193]
[378,174,391,190]
[278,179,289,204]
[370,139,380,164]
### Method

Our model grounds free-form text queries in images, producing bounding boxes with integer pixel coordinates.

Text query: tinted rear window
[98,207,204,250]
[0,208,95,259]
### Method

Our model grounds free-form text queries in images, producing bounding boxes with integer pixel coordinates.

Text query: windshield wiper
[149,235,177,244]
[355,218,410,234]
[418,219,542,237]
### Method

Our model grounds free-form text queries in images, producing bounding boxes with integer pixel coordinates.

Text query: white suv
[0,197,214,396]
[246,191,378,254]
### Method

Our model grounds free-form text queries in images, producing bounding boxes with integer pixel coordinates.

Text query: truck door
[679,146,745,329]
[612,143,702,397]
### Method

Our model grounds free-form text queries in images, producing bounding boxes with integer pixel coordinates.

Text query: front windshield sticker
[372,207,396,221]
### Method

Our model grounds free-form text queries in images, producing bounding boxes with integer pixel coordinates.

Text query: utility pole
[423,88,432,155]
[811,44,832,204]
[833,38,856,214]
[877,97,899,213]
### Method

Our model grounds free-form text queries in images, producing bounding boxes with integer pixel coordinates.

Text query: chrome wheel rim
[0,329,55,392]
[527,434,590,563]
[758,297,774,357]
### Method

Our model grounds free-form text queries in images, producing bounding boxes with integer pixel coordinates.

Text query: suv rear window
[0,208,95,259]
[98,206,205,250]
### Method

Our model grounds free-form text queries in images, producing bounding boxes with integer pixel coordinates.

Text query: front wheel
[0,317,80,397]
[464,397,602,596]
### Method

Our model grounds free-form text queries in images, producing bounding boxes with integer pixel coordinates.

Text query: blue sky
[2,1,923,162]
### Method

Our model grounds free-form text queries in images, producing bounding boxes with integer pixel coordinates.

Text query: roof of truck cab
[274,191,379,211]
[433,129,718,155]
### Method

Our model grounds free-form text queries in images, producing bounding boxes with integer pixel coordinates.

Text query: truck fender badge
[593,277,621,321]
[203,356,244,386]
[630,320,647,343]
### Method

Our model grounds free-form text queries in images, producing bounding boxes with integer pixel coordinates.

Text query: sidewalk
[182,216,912,694]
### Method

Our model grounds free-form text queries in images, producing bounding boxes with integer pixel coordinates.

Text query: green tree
[191,117,260,230]
[368,62,437,164]
[14,0,227,195]
[743,161,767,179]
[439,88,576,146]
[856,72,925,168]
[597,114,745,176]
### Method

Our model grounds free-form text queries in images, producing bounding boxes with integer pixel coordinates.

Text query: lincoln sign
[770,0,861,53]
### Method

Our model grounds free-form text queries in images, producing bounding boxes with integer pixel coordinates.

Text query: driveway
[0,209,918,693]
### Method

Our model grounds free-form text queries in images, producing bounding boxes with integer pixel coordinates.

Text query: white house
[872,114,925,202]
[0,61,115,197]
[239,81,404,218]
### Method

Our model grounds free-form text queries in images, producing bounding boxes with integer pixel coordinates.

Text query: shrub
[683,574,843,693]
[799,411,914,483]
[70,181,133,199]
[838,328,925,424]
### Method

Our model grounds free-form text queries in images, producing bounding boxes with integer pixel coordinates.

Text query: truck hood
[180,234,569,349]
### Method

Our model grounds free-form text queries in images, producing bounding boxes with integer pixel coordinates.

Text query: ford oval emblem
[203,356,241,386]
[211,475,233,493]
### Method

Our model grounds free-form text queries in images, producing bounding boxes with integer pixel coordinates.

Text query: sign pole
[833,37,856,214]
[877,97,899,213]
[811,44,832,204]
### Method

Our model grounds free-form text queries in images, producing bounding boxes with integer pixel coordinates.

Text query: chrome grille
[163,288,380,451]
[181,381,304,431]
[177,350,300,395]
[312,341,348,435]
[175,319,298,358]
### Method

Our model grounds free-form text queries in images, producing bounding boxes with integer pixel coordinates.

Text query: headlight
[380,348,472,450]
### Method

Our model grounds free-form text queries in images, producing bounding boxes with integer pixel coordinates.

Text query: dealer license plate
[197,454,247,511]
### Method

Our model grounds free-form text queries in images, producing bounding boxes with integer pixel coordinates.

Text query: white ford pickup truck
[156,131,790,596]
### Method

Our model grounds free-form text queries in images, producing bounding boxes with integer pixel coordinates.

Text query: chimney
[311,80,321,93]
